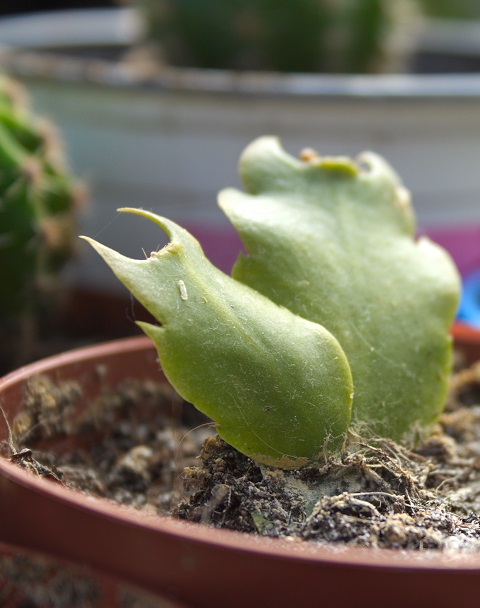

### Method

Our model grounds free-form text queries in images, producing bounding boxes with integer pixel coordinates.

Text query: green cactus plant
[134,0,418,73]
[84,136,460,468]
[418,0,480,19]
[0,75,82,359]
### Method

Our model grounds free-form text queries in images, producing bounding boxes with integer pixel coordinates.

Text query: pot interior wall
[0,337,163,447]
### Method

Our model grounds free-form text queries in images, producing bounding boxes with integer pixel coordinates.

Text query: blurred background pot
[0,324,480,608]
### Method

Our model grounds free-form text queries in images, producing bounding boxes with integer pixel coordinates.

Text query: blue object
[458,269,480,328]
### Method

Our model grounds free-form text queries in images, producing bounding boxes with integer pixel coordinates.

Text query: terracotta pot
[0,325,480,608]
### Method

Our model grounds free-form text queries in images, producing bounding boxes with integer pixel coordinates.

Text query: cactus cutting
[84,137,461,468]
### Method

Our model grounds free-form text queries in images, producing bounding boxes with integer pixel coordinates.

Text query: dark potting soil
[3,356,480,555]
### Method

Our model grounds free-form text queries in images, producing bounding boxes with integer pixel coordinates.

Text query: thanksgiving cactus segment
[85,137,460,466]
[83,208,353,468]
[219,137,461,440]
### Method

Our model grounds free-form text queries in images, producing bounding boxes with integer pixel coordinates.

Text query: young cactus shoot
[83,137,460,469]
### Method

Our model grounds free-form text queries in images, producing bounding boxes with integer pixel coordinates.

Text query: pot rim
[1,325,480,572]
[2,8,480,102]
[4,50,480,101]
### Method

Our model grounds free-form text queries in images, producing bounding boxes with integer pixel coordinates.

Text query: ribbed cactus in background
[0,75,82,363]
[135,0,418,73]
[418,0,480,19]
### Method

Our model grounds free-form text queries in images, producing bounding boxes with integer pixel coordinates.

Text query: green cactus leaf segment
[219,137,461,440]
[83,208,353,468]
[85,136,460,466]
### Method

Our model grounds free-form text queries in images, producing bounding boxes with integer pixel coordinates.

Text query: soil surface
[3,354,480,555]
